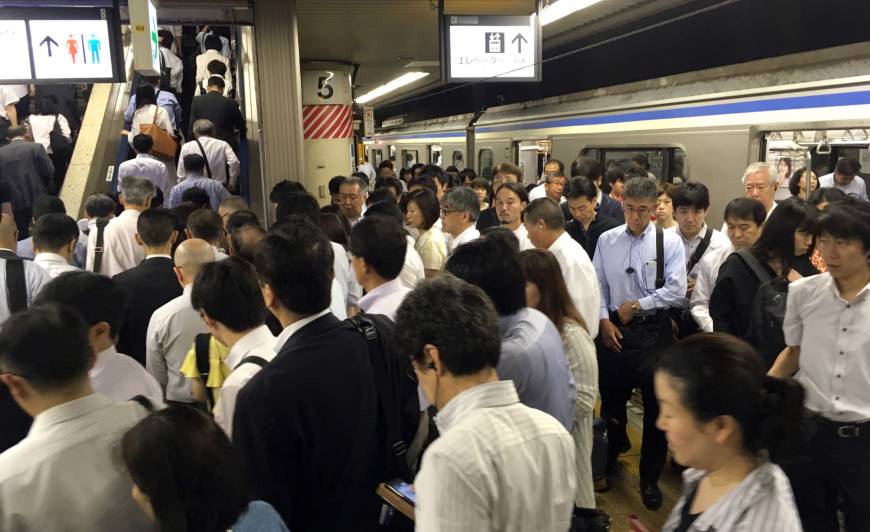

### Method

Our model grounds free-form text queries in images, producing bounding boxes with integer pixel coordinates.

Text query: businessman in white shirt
[32,213,80,278]
[177,119,240,191]
[87,176,155,277]
[118,134,175,195]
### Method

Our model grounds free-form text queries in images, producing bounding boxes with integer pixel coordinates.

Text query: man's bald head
[0,214,19,249]
[230,223,266,263]
[173,238,216,285]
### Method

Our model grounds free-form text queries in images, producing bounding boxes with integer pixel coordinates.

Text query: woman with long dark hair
[127,84,174,148]
[26,95,72,191]
[120,406,288,532]
[656,333,804,531]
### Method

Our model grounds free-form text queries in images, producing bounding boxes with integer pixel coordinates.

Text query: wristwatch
[630,302,641,315]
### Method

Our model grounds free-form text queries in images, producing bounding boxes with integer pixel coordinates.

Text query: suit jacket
[113,257,183,366]
[189,92,246,153]
[565,213,621,259]
[233,313,381,532]
[475,206,500,231]
[598,193,624,224]
[0,140,54,207]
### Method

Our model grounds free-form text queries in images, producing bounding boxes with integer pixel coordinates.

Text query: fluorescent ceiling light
[541,0,605,26]
[355,72,430,104]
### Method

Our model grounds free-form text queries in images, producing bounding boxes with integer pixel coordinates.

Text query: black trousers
[13,207,32,240]
[597,311,673,484]
[783,415,870,532]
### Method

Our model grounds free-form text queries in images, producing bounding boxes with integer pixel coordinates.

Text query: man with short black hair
[178,119,240,191]
[180,186,211,210]
[570,156,624,223]
[168,154,231,210]
[819,157,868,201]
[339,176,369,225]
[86,176,155,277]
[445,238,575,430]
[350,216,410,320]
[218,195,248,227]
[671,182,730,337]
[440,186,480,252]
[189,74,244,154]
[395,274,576,531]
[233,219,381,531]
[191,258,275,438]
[16,195,66,259]
[529,158,565,201]
[364,201,425,289]
[564,176,621,259]
[114,208,182,366]
[593,176,686,508]
[525,198,601,338]
[74,193,116,267]
[0,305,152,531]
[0,125,54,236]
[118,133,174,195]
[32,214,80,278]
[195,34,230,90]
[33,271,162,404]
[157,29,183,94]
[186,208,228,260]
[328,175,346,206]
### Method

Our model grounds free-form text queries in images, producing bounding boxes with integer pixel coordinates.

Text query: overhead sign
[363,106,374,137]
[442,14,541,82]
[129,0,161,76]
[0,7,124,84]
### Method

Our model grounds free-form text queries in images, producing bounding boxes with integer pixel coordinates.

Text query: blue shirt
[232,501,290,532]
[593,222,687,320]
[167,175,230,211]
[497,307,575,431]
[124,90,182,130]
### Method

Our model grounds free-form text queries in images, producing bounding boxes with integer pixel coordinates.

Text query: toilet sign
[442,14,540,82]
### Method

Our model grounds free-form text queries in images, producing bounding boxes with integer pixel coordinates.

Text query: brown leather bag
[139,105,177,159]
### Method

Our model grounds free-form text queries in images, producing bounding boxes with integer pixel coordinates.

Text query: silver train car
[365,41,870,226]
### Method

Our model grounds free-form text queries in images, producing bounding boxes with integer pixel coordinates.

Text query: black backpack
[158,49,173,92]
[736,249,788,368]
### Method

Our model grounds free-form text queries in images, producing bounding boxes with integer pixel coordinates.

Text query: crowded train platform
[1,1,870,531]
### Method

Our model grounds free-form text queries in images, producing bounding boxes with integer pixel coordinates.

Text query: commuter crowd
[0,131,868,532]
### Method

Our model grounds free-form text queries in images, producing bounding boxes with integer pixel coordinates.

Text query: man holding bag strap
[177,119,239,192]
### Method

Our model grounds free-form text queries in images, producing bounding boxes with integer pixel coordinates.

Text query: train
[364,41,870,226]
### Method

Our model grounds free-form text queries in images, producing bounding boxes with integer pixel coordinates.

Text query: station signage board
[0,7,124,84]
[442,14,541,82]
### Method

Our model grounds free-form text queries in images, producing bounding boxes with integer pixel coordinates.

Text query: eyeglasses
[623,206,653,217]
[440,207,456,215]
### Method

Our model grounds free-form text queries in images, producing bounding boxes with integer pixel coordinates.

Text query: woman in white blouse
[26,95,72,190]
[127,84,174,148]
[656,333,804,532]
[404,188,447,278]
[519,249,598,514]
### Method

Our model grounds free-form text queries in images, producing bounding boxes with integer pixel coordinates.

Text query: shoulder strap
[92,217,109,274]
[735,249,773,284]
[5,257,27,314]
[194,333,215,408]
[151,103,159,125]
[194,138,213,179]
[234,355,269,371]
[686,227,713,273]
[655,225,664,289]
[130,395,155,412]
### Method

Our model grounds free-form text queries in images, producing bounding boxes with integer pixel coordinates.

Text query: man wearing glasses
[720,162,779,232]
[592,177,686,510]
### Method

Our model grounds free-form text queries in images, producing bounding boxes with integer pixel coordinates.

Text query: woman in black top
[710,197,818,341]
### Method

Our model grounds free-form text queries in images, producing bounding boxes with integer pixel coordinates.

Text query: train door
[516,140,551,185]
[477,147,495,178]
[450,148,466,171]
[370,147,385,167]
[401,148,419,169]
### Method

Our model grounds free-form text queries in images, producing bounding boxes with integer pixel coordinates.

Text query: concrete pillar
[301,62,354,205]
[252,0,305,223]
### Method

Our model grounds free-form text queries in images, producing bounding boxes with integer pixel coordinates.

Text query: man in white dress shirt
[32,271,163,405]
[525,198,601,339]
[690,198,765,332]
[440,187,480,253]
[496,181,534,251]
[158,30,184,94]
[721,162,779,232]
[0,214,49,324]
[395,274,576,532]
[32,213,80,278]
[364,200,425,289]
[118,134,175,195]
[86,176,155,277]
[818,157,868,201]
[0,305,152,531]
[146,238,215,403]
[528,159,565,202]
[671,182,731,337]
[178,119,240,191]
[340,176,368,226]
[191,258,275,438]
[350,216,411,321]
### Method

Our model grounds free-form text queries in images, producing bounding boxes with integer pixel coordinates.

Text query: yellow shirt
[180,335,232,406]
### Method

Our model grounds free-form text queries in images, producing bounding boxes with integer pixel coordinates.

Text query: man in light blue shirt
[124,77,182,131]
[446,237,575,431]
[818,157,868,201]
[167,154,230,211]
[592,176,686,510]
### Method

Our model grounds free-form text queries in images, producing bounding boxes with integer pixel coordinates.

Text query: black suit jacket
[189,92,246,152]
[565,213,622,259]
[475,206,499,231]
[233,313,381,532]
[598,193,625,224]
[0,140,54,207]
[113,257,183,366]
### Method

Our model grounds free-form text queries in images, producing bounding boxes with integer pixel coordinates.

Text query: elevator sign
[443,14,540,82]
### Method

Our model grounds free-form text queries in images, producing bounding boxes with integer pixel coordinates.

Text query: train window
[429,145,443,166]
[452,151,464,170]
[581,147,686,183]
[371,149,384,166]
[402,150,418,168]
[478,148,494,178]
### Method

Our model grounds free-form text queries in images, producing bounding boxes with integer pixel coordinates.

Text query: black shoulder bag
[92,218,110,274]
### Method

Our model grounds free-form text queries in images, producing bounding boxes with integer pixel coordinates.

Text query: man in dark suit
[188,76,245,155]
[113,209,182,366]
[564,176,622,259]
[0,126,54,237]
[233,219,381,532]
[570,156,625,224]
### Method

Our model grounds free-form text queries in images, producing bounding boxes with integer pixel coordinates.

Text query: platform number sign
[317,75,334,99]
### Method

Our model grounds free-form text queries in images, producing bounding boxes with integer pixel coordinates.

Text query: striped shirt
[414,380,576,532]
[562,320,598,509]
[662,462,803,532]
